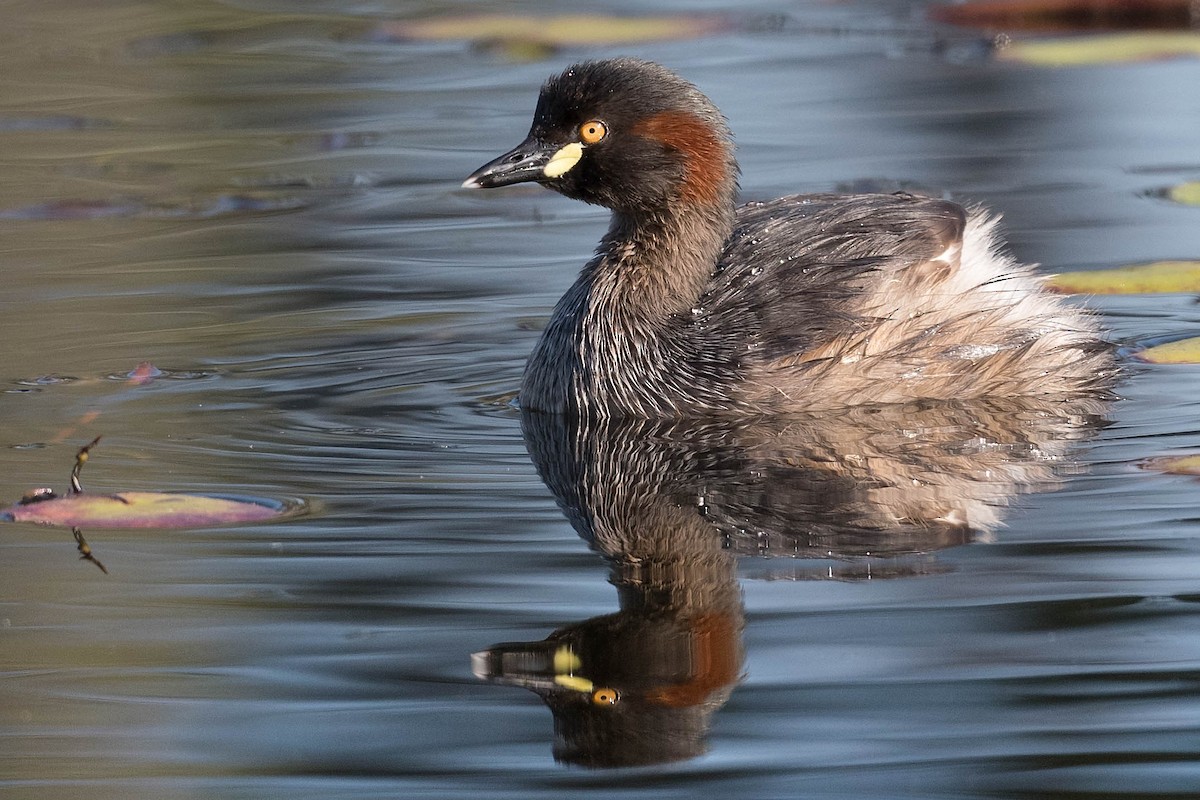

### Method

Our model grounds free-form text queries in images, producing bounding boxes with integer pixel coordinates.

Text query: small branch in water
[70,436,102,496]
[72,527,108,575]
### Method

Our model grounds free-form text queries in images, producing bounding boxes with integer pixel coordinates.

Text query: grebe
[464,58,1117,417]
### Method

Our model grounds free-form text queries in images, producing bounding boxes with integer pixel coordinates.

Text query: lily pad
[1045,261,1200,294]
[998,32,1200,65]
[4,491,288,529]
[1167,181,1200,206]
[3,437,297,531]
[1141,454,1200,475]
[375,14,729,47]
[1134,337,1200,364]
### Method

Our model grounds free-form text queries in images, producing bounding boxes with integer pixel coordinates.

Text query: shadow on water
[476,395,1111,767]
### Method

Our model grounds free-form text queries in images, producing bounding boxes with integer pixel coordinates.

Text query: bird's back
[694,193,1116,410]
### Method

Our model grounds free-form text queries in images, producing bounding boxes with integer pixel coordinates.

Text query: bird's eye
[591,688,619,706]
[579,120,608,145]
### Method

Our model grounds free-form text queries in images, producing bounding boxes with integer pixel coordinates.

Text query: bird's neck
[586,202,735,320]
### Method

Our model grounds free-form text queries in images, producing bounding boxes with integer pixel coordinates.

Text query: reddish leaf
[126,362,163,385]
[375,14,730,47]
[930,0,1196,33]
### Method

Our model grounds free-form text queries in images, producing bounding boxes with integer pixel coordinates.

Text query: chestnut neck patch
[632,111,732,207]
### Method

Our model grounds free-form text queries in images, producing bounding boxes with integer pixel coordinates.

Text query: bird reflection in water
[473,398,1109,767]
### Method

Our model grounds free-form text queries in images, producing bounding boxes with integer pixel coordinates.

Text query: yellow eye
[579,120,608,145]
[591,688,619,706]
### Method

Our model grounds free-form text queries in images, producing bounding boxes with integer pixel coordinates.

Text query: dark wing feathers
[695,192,967,363]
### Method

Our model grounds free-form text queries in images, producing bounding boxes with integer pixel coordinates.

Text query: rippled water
[2,1,1200,798]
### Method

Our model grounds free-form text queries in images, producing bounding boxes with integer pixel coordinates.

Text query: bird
[462,58,1118,418]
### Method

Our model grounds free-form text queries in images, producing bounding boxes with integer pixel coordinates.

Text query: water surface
[2,1,1200,798]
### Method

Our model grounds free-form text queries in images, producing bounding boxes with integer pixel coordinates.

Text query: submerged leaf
[4,491,287,529]
[998,32,1200,65]
[1134,337,1200,364]
[1045,261,1200,294]
[376,14,729,47]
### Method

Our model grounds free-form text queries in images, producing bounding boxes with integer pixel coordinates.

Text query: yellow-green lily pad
[998,32,1200,66]
[5,437,299,573]
[4,491,288,529]
[1045,261,1200,294]
[1134,337,1200,364]
[1141,454,1200,475]
[1167,182,1200,206]
[4,437,296,530]
[376,14,729,47]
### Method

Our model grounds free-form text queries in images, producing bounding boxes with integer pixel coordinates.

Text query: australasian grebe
[463,58,1118,417]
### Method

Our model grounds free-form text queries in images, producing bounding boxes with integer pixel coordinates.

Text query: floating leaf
[1134,337,1200,364]
[4,491,288,529]
[930,0,1197,33]
[998,32,1200,65]
[375,14,730,47]
[1167,181,1200,206]
[1141,454,1200,475]
[4,437,297,532]
[1045,260,1200,294]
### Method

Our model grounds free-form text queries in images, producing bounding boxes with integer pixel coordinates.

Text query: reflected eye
[579,120,608,145]
[591,687,619,706]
